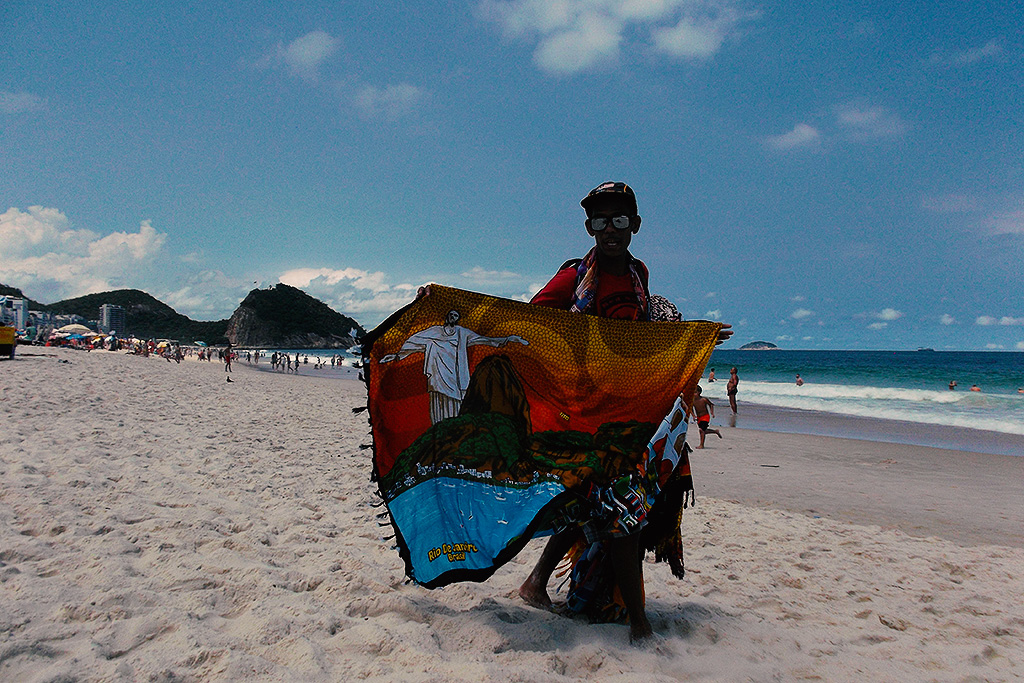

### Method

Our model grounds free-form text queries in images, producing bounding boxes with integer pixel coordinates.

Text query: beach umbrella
[56,323,93,335]
[194,341,207,346]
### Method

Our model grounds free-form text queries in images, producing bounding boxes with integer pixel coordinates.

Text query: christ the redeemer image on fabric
[379,309,528,424]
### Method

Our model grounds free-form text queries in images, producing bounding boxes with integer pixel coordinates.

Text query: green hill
[43,289,229,343]
[9,283,365,347]
[226,284,364,348]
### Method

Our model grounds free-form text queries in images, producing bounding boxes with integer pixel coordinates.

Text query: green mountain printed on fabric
[379,411,658,502]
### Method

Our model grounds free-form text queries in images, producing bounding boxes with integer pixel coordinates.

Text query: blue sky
[2,0,1021,350]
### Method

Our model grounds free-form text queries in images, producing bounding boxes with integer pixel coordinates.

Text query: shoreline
[717,401,1024,458]
[232,352,1023,457]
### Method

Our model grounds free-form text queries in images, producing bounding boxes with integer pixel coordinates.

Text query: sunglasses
[589,215,632,231]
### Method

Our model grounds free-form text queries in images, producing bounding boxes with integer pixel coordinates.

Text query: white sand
[2,348,1022,681]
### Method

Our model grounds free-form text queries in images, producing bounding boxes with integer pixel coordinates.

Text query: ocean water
[702,350,1024,438]
[243,346,1023,453]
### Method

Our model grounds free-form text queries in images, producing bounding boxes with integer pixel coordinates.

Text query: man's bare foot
[518,579,552,610]
[629,619,654,645]
[696,445,704,449]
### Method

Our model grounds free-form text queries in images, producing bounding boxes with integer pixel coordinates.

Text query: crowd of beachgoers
[24,333,359,376]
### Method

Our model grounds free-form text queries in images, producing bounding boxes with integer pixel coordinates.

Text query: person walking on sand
[727,366,739,414]
[689,385,722,448]
[224,344,232,373]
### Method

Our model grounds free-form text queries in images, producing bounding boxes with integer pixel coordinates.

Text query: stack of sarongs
[363,285,720,589]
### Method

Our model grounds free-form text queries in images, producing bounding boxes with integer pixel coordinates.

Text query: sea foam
[702,380,1024,436]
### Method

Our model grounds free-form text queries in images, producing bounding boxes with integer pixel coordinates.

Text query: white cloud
[254,31,425,122]
[651,10,742,59]
[704,309,722,320]
[988,210,1024,235]
[765,123,820,151]
[0,206,167,303]
[161,270,252,321]
[536,12,623,74]
[874,308,903,321]
[479,0,755,76]
[931,39,1002,66]
[0,90,45,114]
[921,194,981,213]
[940,313,955,325]
[260,30,342,82]
[354,83,425,121]
[775,334,793,341]
[461,266,522,283]
[279,267,421,325]
[1017,341,1024,350]
[791,308,814,319]
[790,295,806,302]
[868,322,888,330]
[985,343,1005,349]
[835,104,907,140]
[974,315,1024,327]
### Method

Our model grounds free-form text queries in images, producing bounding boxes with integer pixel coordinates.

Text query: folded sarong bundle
[362,285,720,589]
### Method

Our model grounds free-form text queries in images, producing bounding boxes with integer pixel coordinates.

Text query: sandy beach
[2,348,1022,681]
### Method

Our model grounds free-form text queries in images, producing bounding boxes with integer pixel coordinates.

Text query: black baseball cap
[581,181,638,213]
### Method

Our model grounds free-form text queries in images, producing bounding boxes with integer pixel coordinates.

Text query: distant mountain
[9,283,366,347]
[43,289,229,343]
[0,284,45,309]
[739,341,779,350]
[225,284,364,348]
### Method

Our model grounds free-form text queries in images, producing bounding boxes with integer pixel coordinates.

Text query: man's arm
[530,267,577,310]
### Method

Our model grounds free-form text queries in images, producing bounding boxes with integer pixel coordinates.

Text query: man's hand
[716,323,733,345]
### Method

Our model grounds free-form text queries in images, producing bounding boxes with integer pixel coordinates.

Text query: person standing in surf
[727,366,739,413]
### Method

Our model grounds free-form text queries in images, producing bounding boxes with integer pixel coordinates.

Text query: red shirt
[531,264,649,320]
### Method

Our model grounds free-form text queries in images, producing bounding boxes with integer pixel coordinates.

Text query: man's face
[445,310,460,326]
[586,197,639,259]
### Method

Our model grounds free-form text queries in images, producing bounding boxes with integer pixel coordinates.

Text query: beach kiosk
[0,326,15,359]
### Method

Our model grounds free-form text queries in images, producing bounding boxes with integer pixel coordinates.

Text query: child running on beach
[688,385,722,448]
